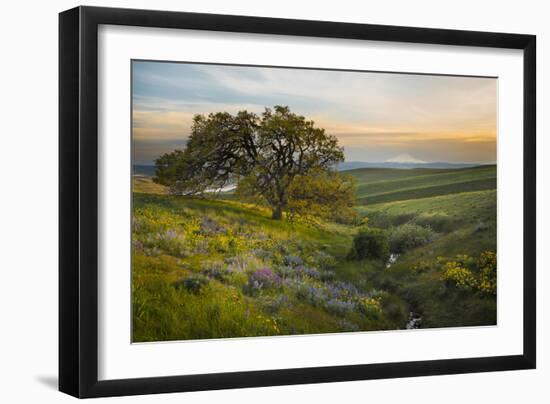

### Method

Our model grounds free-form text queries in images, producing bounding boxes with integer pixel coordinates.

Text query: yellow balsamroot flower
[441,262,477,290]
[440,251,496,294]
[478,251,497,295]
[358,296,382,315]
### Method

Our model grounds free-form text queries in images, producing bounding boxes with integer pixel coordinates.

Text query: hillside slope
[346,165,496,204]
[353,189,497,327]
[132,186,496,341]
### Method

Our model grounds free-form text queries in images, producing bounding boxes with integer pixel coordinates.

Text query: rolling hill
[337,161,481,171]
[347,165,496,205]
[131,161,497,340]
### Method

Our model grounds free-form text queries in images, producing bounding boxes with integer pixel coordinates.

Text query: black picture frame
[59,5,536,398]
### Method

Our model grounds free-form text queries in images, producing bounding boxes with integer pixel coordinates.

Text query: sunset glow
[132,61,497,165]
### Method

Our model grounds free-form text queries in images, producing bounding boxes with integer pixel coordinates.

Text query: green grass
[133,175,166,194]
[357,189,496,245]
[132,193,399,342]
[357,178,496,204]
[354,189,497,327]
[348,165,496,204]
[132,166,497,342]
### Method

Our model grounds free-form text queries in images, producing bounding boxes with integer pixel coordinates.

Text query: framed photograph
[59,6,536,398]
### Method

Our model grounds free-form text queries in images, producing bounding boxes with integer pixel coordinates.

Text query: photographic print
[131,61,497,343]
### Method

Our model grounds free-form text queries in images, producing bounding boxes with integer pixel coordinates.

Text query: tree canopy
[154,105,353,220]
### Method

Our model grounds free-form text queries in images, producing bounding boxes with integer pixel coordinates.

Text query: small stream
[384,254,423,329]
[386,253,399,269]
[406,312,423,329]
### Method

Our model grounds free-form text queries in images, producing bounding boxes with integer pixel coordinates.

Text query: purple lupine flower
[326,281,359,300]
[292,281,328,307]
[248,268,281,289]
[325,299,357,316]
[283,255,303,268]
[164,229,178,239]
[297,266,321,279]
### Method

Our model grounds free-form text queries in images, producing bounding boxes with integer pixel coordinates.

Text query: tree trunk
[271,205,283,220]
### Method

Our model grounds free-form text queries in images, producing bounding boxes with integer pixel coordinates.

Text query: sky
[132,61,497,165]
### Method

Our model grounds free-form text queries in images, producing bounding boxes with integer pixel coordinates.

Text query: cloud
[132,61,497,164]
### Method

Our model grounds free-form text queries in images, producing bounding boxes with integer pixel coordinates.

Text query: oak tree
[154,106,345,220]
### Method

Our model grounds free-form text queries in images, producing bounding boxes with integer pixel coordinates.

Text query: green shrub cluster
[348,228,389,260]
[388,223,435,253]
[412,215,456,233]
[174,274,209,294]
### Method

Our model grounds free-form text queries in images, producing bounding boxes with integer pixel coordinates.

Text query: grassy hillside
[131,164,497,341]
[347,165,496,204]
[132,193,392,342]
[132,185,496,341]
[133,165,497,206]
[133,175,166,194]
[353,189,497,327]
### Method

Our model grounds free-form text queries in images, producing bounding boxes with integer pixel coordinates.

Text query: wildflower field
[132,165,497,342]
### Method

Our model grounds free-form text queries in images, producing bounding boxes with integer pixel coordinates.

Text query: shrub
[202,261,230,281]
[291,281,328,307]
[413,215,456,233]
[411,260,432,273]
[197,216,225,235]
[296,266,321,279]
[338,319,360,332]
[249,268,281,288]
[313,251,337,270]
[388,223,434,253]
[244,268,281,295]
[262,294,290,314]
[379,293,408,326]
[325,299,356,316]
[473,221,489,233]
[144,229,188,257]
[319,270,336,282]
[276,265,292,280]
[252,248,274,261]
[283,254,303,268]
[325,281,359,300]
[348,228,389,260]
[368,213,414,228]
[225,254,264,273]
[356,296,382,317]
[174,274,209,294]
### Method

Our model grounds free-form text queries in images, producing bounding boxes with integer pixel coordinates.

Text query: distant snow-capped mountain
[385,154,427,164]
